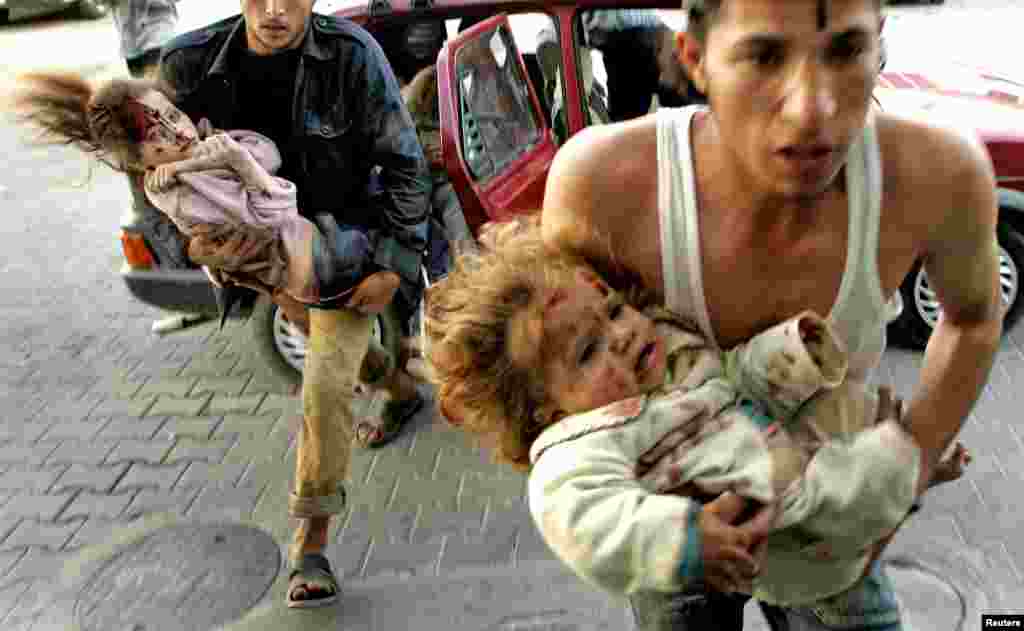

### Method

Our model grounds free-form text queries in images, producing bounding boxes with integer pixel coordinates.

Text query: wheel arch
[997,187,1024,235]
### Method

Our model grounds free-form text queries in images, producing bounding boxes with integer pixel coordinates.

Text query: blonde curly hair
[423,216,584,471]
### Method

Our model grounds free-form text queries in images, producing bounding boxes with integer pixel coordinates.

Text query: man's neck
[693,112,846,241]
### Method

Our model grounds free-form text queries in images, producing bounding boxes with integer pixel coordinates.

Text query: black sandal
[287,553,340,609]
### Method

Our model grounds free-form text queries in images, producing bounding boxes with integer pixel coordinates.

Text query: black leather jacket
[159,14,430,290]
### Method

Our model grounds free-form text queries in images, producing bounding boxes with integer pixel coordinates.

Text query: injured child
[14,71,377,308]
[423,218,969,608]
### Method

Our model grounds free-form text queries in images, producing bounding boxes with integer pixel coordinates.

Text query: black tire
[888,222,1024,350]
[75,0,110,19]
[250,296,404,389]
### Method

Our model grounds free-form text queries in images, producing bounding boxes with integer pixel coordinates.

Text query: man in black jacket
[160,0,430,610]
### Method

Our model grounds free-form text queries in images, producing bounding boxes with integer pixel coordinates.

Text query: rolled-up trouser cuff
[288,487,347,518]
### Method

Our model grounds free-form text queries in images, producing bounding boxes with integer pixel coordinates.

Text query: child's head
[424,218,667,470]
[14,72,198,173]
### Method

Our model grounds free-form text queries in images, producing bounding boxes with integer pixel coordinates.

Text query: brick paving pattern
[1,1,1023,628]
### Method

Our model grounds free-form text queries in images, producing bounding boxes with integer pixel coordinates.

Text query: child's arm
[148,133,278,196]
[195,133,277,194]
[528,387,768,597]
[148,153,230,193]
[774,416,922,550]
[529,434,705,596]
[725,311,847,423]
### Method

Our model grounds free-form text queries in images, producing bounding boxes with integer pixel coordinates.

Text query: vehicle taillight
[120,230,156,268]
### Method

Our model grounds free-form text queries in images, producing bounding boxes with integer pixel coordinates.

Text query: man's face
[241,0,314,55]
[686,0,881,199]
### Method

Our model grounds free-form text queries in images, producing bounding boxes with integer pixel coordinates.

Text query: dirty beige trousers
[288,307,372,561]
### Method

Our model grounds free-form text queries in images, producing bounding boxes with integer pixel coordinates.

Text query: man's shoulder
[543,115,660,282]
[552,115,658,191]
[310,14,378,49]
[876,111,990,188]
[163,15,238,57]
[875,111,996,244]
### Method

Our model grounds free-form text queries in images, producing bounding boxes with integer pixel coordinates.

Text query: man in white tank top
[541,0,1003,629]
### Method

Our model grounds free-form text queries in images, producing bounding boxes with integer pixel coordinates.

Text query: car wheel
[75,0,110,19]
[889,222,1024,349]
[250,295,403,389]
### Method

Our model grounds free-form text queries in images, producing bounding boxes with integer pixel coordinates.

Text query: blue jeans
[629,562,902,631]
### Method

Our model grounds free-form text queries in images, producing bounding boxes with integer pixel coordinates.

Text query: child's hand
[148,163,179,193]
[423,140,443,169]
[425,144,443,169]
[346,271,400,314]
[697,492,775,594]
[192,133,248,170]
[929,442,971,487]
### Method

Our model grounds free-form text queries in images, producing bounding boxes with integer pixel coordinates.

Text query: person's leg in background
[598,28,662,122]
[426,216,450,284]
[423,177,474,283]
[434,180,474,257]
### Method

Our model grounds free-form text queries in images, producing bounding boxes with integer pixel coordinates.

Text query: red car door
[436,14,558,237]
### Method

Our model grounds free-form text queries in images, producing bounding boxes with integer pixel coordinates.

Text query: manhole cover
[889,559,967,631]
[743,541,994,631]
[74,523,280,631]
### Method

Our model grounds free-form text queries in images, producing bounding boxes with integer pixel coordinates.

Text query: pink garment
[144,130,317,303]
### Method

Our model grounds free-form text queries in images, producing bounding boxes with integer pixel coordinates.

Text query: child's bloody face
[537,269,667,417]
[133,90,199,168]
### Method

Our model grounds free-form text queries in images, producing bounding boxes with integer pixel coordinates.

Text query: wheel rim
[272,307,383,374]
[913,245,1018,328]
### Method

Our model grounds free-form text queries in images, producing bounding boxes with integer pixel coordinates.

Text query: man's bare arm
[903,126,1002,495]
[541,122,659,295]
[542,127,611,257]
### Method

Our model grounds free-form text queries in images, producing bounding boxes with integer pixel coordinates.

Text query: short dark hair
[684,0,886,46]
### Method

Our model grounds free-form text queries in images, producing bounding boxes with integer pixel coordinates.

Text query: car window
[453,20,548,180]
[448,13,563,134]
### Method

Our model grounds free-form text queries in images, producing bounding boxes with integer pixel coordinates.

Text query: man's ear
[675,30,708,96]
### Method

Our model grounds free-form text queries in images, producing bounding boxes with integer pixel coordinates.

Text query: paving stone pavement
[1,309,1023,630]
[0,0,1020,626]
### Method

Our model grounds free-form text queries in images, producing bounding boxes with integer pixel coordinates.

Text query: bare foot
[929,442,971,487]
